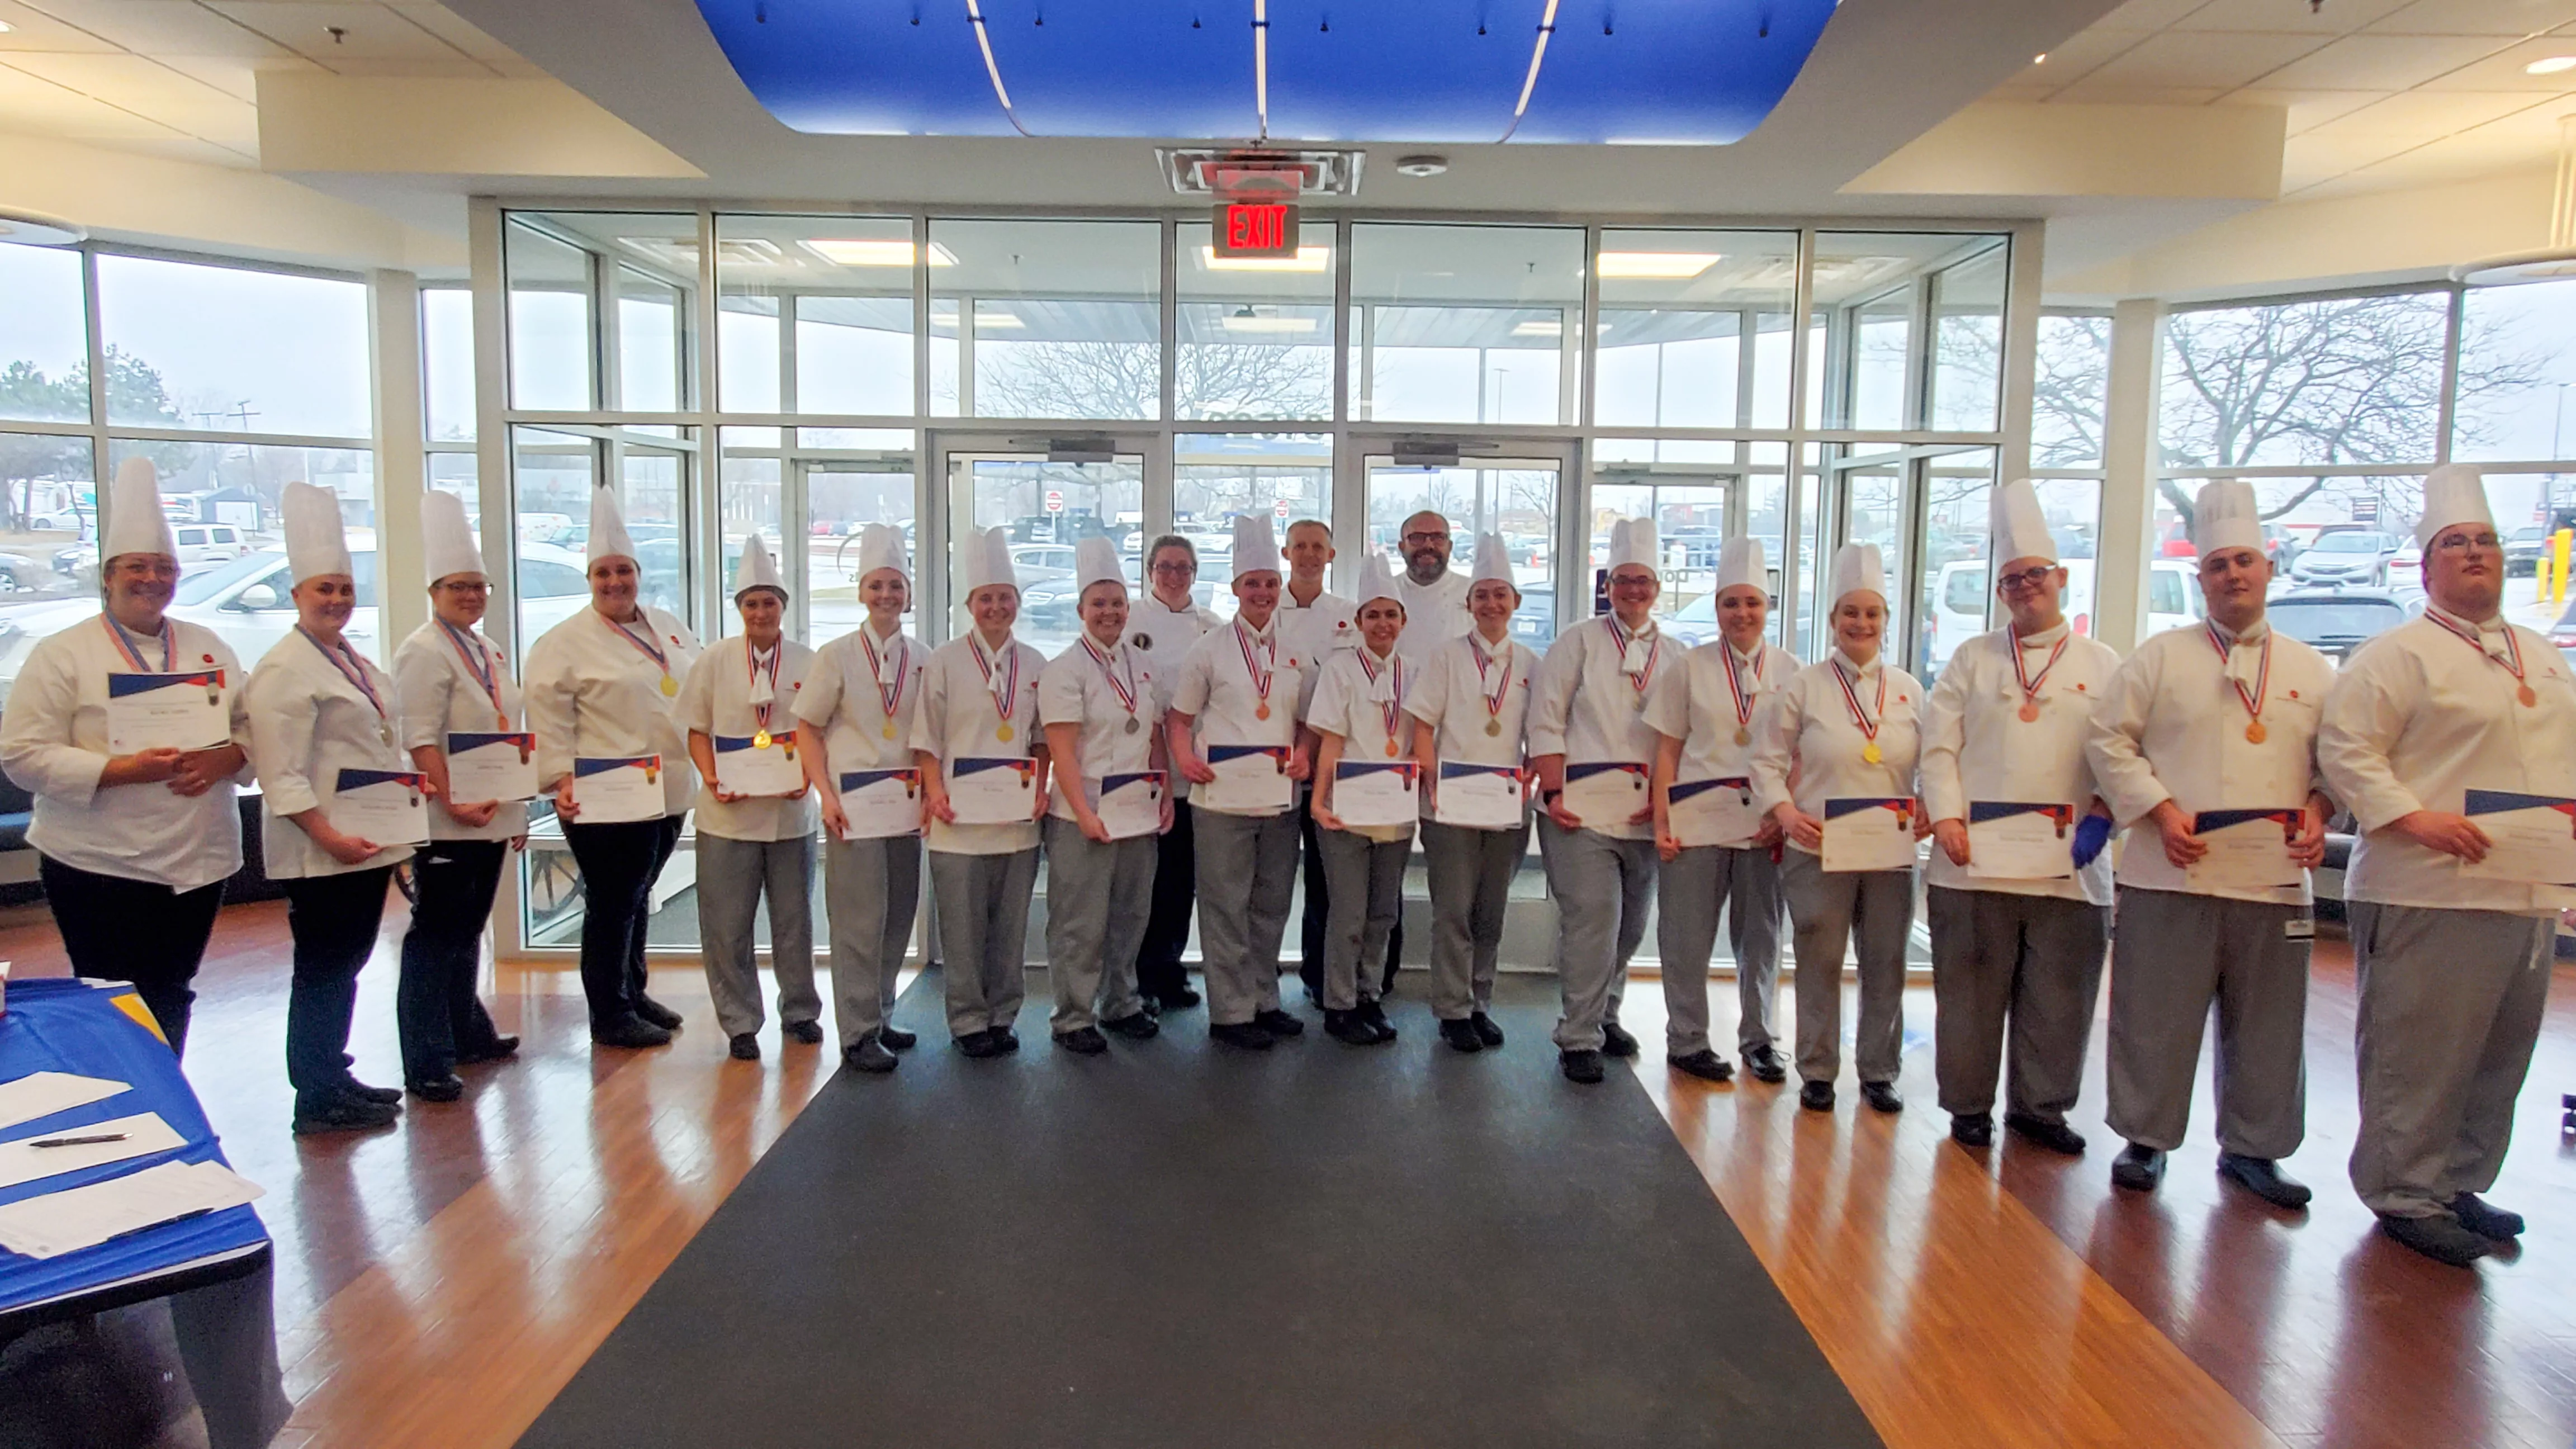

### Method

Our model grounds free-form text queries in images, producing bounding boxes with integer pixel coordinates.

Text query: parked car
[2288,530,2397,588]
[1512,584,1560,648]
[1660,574,1784,649]
[2504,525,2551,577]
[169,522,249,566]
[2266,589,2411,666]
[1923,557,2203,683]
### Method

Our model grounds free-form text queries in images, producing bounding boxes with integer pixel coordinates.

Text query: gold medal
[2018,702,2040,723]
[659,675,678,698]
[2244,719,2267,745]
[1485,718,1502,737]
[2519,683,2539,707]
[1862,741,1882,765]
[754,728,771,750]
[1255,703,1271,721]
[1734,726,1751,746]
[882,723,898,740]
[996,723,1015,742]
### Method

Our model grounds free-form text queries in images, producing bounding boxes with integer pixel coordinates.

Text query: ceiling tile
[2280,127,2426,178]
[153,50,316,101]
[0,0,121,51]
[107,131,254,164]
[2414,32,2576,83]
[0,48,255,141]
[2366,0,2576,35]
[2014,26,2153,87]
[2300,88,2549,141]
[390,3,514,64]
[2231,87,2393,132]
[19,0,291,58]
[2079,29,2336,89]
[0,62,186,138]
[201,1,468,64]
[2043,83,2229,103]
[2094,0,2218,27]
[2257,32,2515,87]
[2171,0,2414,32]
[311,53,485,75]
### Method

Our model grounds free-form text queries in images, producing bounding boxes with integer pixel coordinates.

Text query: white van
[169,523,248,565]
[1924,557,2204,682]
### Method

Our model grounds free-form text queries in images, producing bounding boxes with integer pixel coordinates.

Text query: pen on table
[25,1132,129,1148]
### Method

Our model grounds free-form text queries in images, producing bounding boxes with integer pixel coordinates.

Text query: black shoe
[728,1033,761,1062]
[2111,1142,2166,1192]
[1102,1010,1161,1040]
[1138,995,1163,1019]
[1055,1026,1109,1055]
[591,1015,673,1049]
[1798,1080,1835,1112]
[1358,999,1397,1043]
[1253,1008,1305,1039]
[2449,1192,2525,1240]
[405,1074,465,1103]
[2379,1211,2492,1267]
[1158,984,1203,1011]
[2005,1113,2087,1157]
[1667,1049,1734,1083]
[1742,1043,1788,1083]
[955,1029,1007,1059]
[1599,1020,1640,1058]
[456,1035,519,1065]
[2217,1154,2311,1210]
[783,1020,825,1045]
[293,1095,399,1135]
[1859,1080,1903,1114]
[1210,1021,1276,1051]
[634,995,684,1031]
[1325,1009,1382,1046]
[1560,1049,1606,1084]
[345,1080,401,1105]
[1439,1019,1484,1053]
[1470,1012,1505,1048]
[845,1034,899,1073]
[878,1025,918,1051]
[1950,1112,1995,1148]
[996,1026,1022,1053]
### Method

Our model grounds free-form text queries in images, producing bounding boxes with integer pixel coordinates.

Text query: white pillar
[2094,297,2165,654]
[370,268,428,648]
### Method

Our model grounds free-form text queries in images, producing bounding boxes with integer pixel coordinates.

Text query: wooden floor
[3,898,2569,1449]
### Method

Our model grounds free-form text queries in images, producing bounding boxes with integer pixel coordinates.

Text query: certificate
[328,768,429,847]
[1097,770,1166,840]
[1822,797,1917,873]
[948,756,1038,825]
[445,732,536,803]
[105,670,229,752]
[1333,760,1418,828]
[1204,744,1293,813]
[1966,801,2076,880]
[1562,761,1649,831]
[2187,808,2304,892]
[837,768,922,840]
[573,755,664,825]
[714,733,804,797]
[1669,776,1760,849]
[2462,789,2576,887]
[1436,761,1524,830]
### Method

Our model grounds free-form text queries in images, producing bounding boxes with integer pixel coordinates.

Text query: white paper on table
[104,670,230,754]
[1669,776,1760,849]
[947,756,1037,825]
[2461,789,2576,886]
[714,733,804,797]
[0,1111,186,1190]
[0,1072,129,1134]
[1821,797,1918,873]
[1562,761,1650,831]
[0,1159,263,1260]
[1434,761,1523,830]
[2186,808,2305,892]
[1333,760,1418,828]
[1966,801,2076,880]
[1203,744,1293,813]
[572,756,664,825]
[1096,770,1166,840]
[836,769,922,840]
[327,769,429,847]
[444,732,537,803]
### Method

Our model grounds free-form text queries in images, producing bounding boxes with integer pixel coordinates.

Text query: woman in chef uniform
[1305,553,1413,1048]
[389,490,524,1102]
[248,482,417,1135]
[523,487,702,1050]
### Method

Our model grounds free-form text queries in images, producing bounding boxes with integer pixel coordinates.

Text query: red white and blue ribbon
[101,614,172,673]
[300,625,389,724]
[1829,655,1884,745]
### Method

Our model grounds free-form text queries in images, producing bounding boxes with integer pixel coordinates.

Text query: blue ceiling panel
[1262,2,1526,145]
[1525,1,1842,145]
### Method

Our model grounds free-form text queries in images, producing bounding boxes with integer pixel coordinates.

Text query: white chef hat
[1713,535,1766,596]
[957,525,1017,594]
[1470,530,1518,590]
[854,523,908,581]
[2417,463,2494,548]
[282,481,353,586]
[586,486,639,567]
[422,489,484,585]
[1356,551,1401,610]
[1990,478,2059,567]
[1232,513,1279,582]
[1827,542,1886,607]
[2190,479,2263,558]
[1074,535,1125,593]
[100,456,177,565]
[733,533,787,600]
[1607,517,1660,574]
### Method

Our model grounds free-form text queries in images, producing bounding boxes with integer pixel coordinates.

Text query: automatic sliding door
[936,439,1149,655]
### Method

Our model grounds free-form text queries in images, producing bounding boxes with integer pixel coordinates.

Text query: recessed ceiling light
[1199,244,1332,273]
[2032,53,2046,64]
[0,21,16,32]
[803,239,955,267]
[2528,55,2576,74]
[1595,251,1723,280]
[1394,154,1448,177]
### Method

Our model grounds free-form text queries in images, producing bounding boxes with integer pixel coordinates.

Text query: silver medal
[1124,715,1142,735]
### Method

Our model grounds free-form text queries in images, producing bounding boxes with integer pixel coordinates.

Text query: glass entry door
[1590,467,1751,648]
[1354,439,1576,645]
[929,433,1157,655]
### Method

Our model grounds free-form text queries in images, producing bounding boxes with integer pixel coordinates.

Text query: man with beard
[1392,510,1475,667]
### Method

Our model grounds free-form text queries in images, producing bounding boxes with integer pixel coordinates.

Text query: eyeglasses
[1150,561,1196,576]
[1403,531,1450,545]
[2431,531,2502,553]
[1996,565,2058,594]
[436,580,490,595]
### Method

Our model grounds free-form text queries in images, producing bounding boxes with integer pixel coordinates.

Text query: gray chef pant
[695,832,819,1039]
[1422,817,1527,1021]
[2347,901,2554,1219]
[2105,886,2308,1159]
[1656,844,1787,1057]
[930,847,1038,1038]
[1316,824,1410,1011]
[1927,884,2108,1123]
[1778,850,1914,1085]
[1041,816,1155,1034]
[1193,804,1301,1026]
[1538,818,1650,1052]
[823,832,920,1048]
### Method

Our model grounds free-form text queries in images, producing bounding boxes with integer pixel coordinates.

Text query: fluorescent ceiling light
[1200,245,1333,273]
[1221,311,1318,333]
[2529,55,2576,74]
[1512,320,1608,338]
[969,307,1024,328]
[804,239,957,267]
[1597,252,1722,280]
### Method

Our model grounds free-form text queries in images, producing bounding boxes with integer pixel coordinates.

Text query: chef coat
[1394,570,1475,666]
[391,619,529,842]
[1527,614,1673,842]
[1169,614,1308,819]
[2320,608,2576,915]
[1404,629,1537,768]
[1038,634,1159,823]
[1129,591,1224,800]
[913,631,1045,855]
[795,620,927,778]
[1642,639,1802,792]
[1308,643,1417,844]
[1276,586,1357,718]
[675,633,817,843]
[0,615,251,892]
[1749,650,1925,858]
[2084,619,2334,906]
[1917,621,2117,904]
[248,628,418,879]
[523,606,702,819]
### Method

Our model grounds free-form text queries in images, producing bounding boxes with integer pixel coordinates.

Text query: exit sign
[1214,201,1298,258]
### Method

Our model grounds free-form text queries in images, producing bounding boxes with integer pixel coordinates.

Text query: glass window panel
[1174,433,1330,616]
[1362,457,1560,645]
[0,432,93,618]
[508,427,607,656]
[1589,454,1747,642]
[1808,233,2010,434]
[1917,447,1995,683]
[1835,449,1909,661]
[97,254,369,438]
[505,221,594,412]
[422,287,476,443]
[1927,242,2007,433]
[946,450,1143,654]
[1793,447,1821,656]
[803,450,918,646]
[2162,292,2449,468]
[615,266,685,413]
[2456,276,2576,465]
[717,216,916,416]
[1593,229,1797,430]
[428,451,478,508]
[2034,312,2111,469]
[0,244,88,424]
[1176,221,1333,423]
[1742,442,1792,649]
[1350,224,1584,425]
[930,220,1161,420]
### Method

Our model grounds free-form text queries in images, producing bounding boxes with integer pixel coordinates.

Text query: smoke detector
[1394,154,1450,178]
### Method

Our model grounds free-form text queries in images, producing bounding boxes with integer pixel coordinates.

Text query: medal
[1485,718,1503,737]
[1125,716,1142,735]
[883,723,898,740]
[1082,634,1145,743]
[2425,607,2541,710]
[1863,741,1882,765]
[1720,641,1763,749]
[969,633,1024,747]
[1830,655,1890,770]
[1385,738,1400,757]
[754,728,771,750]
[2245,720,2266,744]
[1470,636,1514,742]
[997,722,1015,742]
[2205,623,2271,749]
[860,628,912,740]
[1234,621,1278,724]
[744,640,784,747]
[608,613,678,700]
[1358,648,1405,757]
[1734,726,1751,746]
[2520,683,2539,707]
[660,675,679,697]
[1255,703,1272,720]
[2009,624,2070,727]
[440,619,512,731]
[2017,702,2040,723]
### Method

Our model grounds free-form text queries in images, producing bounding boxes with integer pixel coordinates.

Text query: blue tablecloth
[0,977,268,1317]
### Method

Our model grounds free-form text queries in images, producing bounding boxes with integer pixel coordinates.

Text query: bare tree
[974,340,1327,422]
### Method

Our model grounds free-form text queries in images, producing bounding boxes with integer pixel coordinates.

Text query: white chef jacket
[1394,570,1474,666]
[1276,585,1357,717]
[0,615,251,892]
[1918,621,2117,905]
[795,620,927,779]
[1169,614,1309,819]
[1037,634,1158,822]
[1642,640,1801,791]
[2084,619,2334,906]
[675,634,817,843]
[2320,608,2576,915]
[392,619,530,843]
[1404,629,1537,771]
[1129,591,1224,800]
[1749,650,1924,858]
[248,628,418,880]
[913,631,1044,855]
[1528,614,1673,842]
[1308,643,1416,844]
[523,606,702,819]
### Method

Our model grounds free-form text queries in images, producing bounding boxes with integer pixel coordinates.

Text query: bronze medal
[2245,719,2267,745]
[1485,718,1502,737]
[2018,701,2040,723]
[1385,738,1400,757]
[2518,683,2539,707]
[1733,726,1751,747]
[1255,703,1271,721]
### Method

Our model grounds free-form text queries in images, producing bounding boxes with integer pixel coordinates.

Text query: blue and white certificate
[1204,744,1292,813]
[329,768,429,847]
[105,670,228,752]
[445,732,536,803]
[1333,759,1418,828]
[837,768,921,840]
[2463,788,2576,886]
[572,755,664,825]
[1668,775,1760,849]
[1097,770,1166,840]
[713,732,803,797]
[1435,761,1523,830]
[948,756,1038,825]
[2187,808,2305,892]
[1562,761,1649,831]
[1966,801,2075,880]
[1822,796,1917,873]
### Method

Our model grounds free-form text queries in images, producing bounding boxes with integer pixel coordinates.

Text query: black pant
[1298,792,1401,1002]
[281,867,395,1103]
[39,855,224,1058]
[1133,801,1197,1001]
[396,839,509,1081]
[564,816,681,1028]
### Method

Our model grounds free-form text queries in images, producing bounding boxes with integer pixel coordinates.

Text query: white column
[2094,297,2166,654]
[370,268,428,648]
